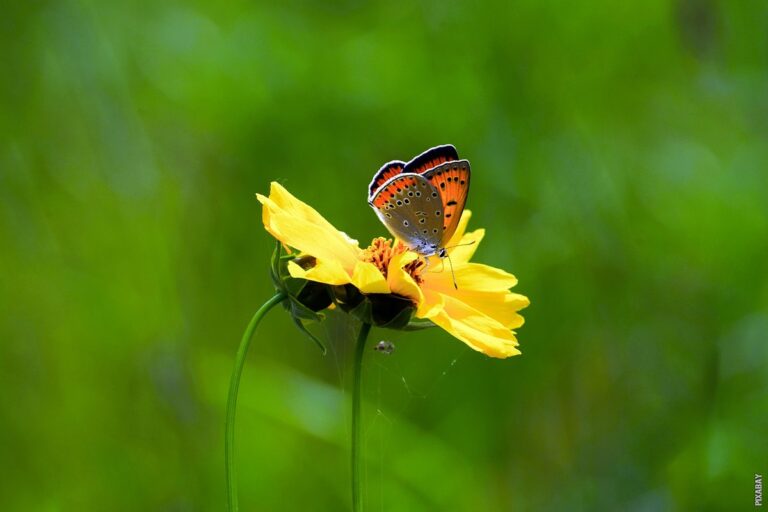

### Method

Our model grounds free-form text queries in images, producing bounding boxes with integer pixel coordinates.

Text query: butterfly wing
[369,173,445,256]
[422,159,471,246]
[402,144,459,175]
[368,160,406,199]
[368,145,458,199]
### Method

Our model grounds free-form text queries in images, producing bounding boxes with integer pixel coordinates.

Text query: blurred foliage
[1,0,767,510]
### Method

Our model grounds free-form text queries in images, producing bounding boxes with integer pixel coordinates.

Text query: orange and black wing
[422,159,471,245]
[368,160,406,199]
[403,144,459,175]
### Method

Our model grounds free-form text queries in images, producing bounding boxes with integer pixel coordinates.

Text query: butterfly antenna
[446,253,458,289]
[444,240,477,251]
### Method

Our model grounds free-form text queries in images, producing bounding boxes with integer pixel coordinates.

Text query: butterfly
[368,144,471,264]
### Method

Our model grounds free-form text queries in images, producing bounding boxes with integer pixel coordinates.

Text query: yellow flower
[257,182,529,358]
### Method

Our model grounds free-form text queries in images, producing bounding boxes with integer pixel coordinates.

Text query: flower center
[361,237,425,284]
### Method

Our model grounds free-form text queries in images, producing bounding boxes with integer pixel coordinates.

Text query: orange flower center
[362,237,425,284]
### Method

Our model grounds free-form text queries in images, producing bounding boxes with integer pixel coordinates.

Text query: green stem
[351,322,372,512]
[226,293,286,512]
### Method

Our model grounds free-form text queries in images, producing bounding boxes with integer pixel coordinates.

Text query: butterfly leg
[423,257,445,274]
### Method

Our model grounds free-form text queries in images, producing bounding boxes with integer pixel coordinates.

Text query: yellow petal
[287,259,351,286]
[448,209,473,246]
[351,261,390,294]
[257,183,361,272]
[415,285,445,318]
[265,182,352,238]
[430,294,521,358]
[442,289,529,328]
[449,228,485,263]
[387,251,424,304]
[421,262,518,294]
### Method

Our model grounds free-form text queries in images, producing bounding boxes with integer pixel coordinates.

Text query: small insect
[373,340,395,354]
[368,144,472,287]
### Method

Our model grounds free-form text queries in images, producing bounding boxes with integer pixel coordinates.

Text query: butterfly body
[368,145,471,258]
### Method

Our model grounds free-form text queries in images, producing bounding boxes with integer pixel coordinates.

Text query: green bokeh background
[2,1,767,510]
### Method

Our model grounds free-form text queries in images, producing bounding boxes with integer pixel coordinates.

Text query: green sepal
[269,239,329,353]
[291,315,327,355]
[373,294,416,329]
[283,287,324,321]
[271,241,323,316]
[332,284,365,312]
[333,285,416,329]
[401,319,436,331]
[295,279,333,313]
[347,296,373,324]
[269,240,285,289]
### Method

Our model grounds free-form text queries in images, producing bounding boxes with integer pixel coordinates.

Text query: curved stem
[226,293,286,512]
[351,322,372,512]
